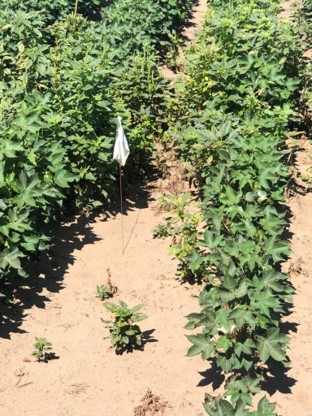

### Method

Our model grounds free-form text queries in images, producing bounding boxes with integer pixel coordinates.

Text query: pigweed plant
[96,284,114,301]
[32,337,53,362]
[102,301,147,353]
[96,268,117,301]
[153,193,203,280]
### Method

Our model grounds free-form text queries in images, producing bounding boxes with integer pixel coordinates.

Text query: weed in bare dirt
[133,389,169,416]
[96,268,118,301]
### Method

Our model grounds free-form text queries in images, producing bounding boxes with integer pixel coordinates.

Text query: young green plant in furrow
[102,301,148,353]
[153,193,203,280]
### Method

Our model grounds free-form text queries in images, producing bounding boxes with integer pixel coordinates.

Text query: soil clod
[133,389,169,416]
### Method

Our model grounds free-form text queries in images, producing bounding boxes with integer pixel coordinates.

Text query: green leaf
[257,328,289,363]
[186,334,215,360]
[204,394,237,416]
[263,269,287,292]
[263,237,291,263]
[130,304,144,313]
[218,399,235,416]
[216,336,232,351]
[54,169,77,189]
[103,302,118,313]
[4,248,24,270]
[187,344,206,357]
[252,289,282,317]
[135,313,148,322]
[255,396,277,415]
[187,250,203,271]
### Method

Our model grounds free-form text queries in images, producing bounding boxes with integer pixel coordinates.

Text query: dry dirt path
[0,181,208,416]
[269,2,312,414]
[275,184,312,416]
[162,0,207,79]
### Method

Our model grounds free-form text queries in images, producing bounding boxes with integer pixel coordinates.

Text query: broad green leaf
[216,335,232,351]
[130,304,144,313]
[54,169,77,188]
[257,328,289,363]
[187,250,203,271]
[4,248,23,269]
[257,396,276,413]
[218,399,235,416]
[103,302,118,313]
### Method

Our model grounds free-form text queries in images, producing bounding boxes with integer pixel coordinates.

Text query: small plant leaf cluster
[98,269,147,353]
[153,193,203,280]
[96,268,118,300]
[102,301,148,353]
[96,284,115,301]
[96,282,118,301]
[162,0,307,413]
[301,0,312,40]
[32,337,53,362]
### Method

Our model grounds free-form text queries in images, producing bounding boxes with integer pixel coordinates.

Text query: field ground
[1,1,312,415]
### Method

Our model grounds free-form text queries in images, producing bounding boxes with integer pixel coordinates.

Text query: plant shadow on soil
[0,178,156,340]
[260,301,298,396]
[114,329,158,356]
[157,0,203,65]
[36,352,60,363]
[262,365,296,395]
[180,0,203,35]
[197,361,225,389]
[195,304,298,396]
[197,361,297,396]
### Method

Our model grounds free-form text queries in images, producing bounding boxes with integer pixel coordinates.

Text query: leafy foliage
[96,284,114,301]
[2,0,114,26]
[101,0,193,59]
[153,193,203,280]
[32,337,53,362]
[0,0,196,292]
[301,0,312,40]
[102,301,148,353]
[298,0,312,132]
[203,395,277,416]
[160,0,305,413]
[96,270,117,301]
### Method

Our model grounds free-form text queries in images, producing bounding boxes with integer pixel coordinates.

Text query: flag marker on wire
[113,116,130,166]
[113,116,130,254]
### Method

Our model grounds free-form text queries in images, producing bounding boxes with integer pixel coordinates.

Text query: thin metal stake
[74,0,79,19]
[119,164,125,255]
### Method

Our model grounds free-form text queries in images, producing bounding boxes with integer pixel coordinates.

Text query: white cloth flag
[113,116,130,166]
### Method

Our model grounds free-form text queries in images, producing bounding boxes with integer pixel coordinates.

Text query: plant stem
[74,0,79,20]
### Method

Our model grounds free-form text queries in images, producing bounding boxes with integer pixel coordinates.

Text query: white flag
[113,116,130,166]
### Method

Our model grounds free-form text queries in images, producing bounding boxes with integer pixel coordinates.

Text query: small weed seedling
[96,268,118,301]
[102,301,147,353]
[96,284,114,301]
[153,193,203,280]
[32,337,53,362]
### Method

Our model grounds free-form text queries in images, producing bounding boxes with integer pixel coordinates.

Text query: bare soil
[274,140,312,416]
[1,1,312,415]
[0,173,208,416]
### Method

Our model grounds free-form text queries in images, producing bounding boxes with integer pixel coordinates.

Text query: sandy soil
[161,0,207,79]
[273,140,312,416]
[1,1,312,415]
[0,176,209,416]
